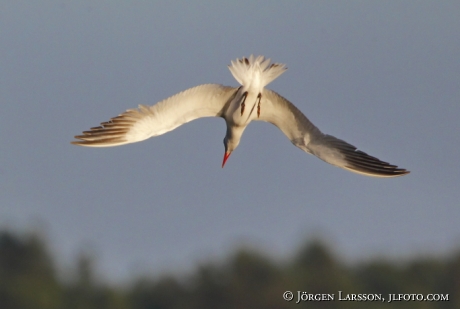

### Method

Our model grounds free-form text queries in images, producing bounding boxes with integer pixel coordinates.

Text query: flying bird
[72,55,409,177]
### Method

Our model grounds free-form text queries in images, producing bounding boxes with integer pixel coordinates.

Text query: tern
[72,55,409,177]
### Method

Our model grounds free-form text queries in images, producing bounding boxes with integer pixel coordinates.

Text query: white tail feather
[228,55,287,89]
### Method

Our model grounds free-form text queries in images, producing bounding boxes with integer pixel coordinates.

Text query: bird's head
[222,135,240,168]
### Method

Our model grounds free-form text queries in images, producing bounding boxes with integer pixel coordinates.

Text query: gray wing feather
[259,89,409,177]
[72,84,238,147]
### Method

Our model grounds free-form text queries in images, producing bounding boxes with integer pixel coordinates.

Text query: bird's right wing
[259,89,409,177]
[72,84,238,147]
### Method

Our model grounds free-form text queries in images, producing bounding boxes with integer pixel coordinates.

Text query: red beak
[222,151,231,168]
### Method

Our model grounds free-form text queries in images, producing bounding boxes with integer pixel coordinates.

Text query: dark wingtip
[344,157,410,177]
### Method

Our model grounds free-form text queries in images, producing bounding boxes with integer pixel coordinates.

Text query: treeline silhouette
[0,229,458,309]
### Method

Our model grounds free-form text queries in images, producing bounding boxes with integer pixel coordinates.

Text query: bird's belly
[225,89,261,126]
[226,101,259,126]
[230,109,255,127]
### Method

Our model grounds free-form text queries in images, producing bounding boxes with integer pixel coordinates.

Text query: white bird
[72,55,409,177]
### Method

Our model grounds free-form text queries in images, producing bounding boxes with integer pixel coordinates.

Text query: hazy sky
[1,1,459,281]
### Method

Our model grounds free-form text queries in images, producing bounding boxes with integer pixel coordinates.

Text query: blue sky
[1,1,459,281]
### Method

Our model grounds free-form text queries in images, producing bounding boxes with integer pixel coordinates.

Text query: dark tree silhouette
[0,229,457,309]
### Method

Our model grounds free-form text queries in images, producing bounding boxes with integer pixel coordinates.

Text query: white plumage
[72,55,409,177]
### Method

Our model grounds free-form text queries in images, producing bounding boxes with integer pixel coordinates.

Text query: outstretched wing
[258,89,409,177]
[72,84,238,147]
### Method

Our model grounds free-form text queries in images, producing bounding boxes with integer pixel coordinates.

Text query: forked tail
[228,55,287,88]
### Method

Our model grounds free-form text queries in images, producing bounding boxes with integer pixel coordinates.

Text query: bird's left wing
[258,89,409,177]
[72,84,238,147]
